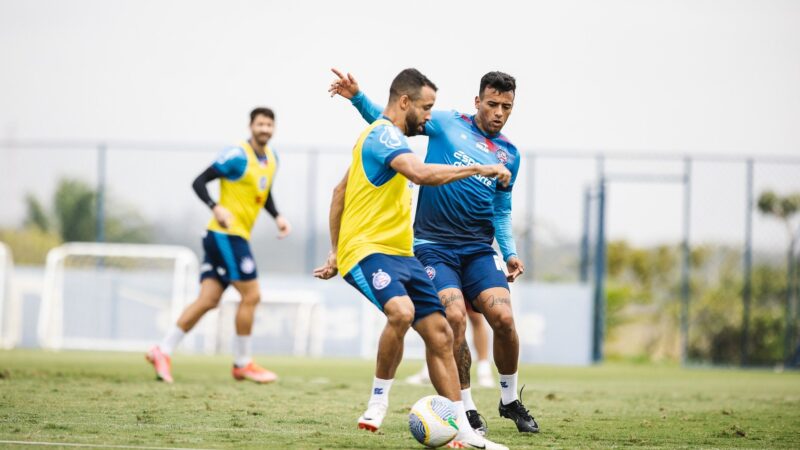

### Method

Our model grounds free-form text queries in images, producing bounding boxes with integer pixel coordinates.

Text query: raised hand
[328,68,360,100]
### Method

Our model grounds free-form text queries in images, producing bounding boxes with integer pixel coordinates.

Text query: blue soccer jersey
[350,92,520,261]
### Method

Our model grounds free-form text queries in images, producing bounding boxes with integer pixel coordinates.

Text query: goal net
[38,243,199,351]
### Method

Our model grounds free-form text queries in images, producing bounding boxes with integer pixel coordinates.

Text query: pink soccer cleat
[145,345,173,383]
[232,361,278,384]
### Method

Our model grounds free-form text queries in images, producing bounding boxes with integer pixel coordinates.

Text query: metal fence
[1,140,799,365]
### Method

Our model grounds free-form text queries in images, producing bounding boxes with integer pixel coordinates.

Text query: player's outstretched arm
[328,68,448,135]
[313,169,349,280]
[389,153,511,187]
[328,68,382,124]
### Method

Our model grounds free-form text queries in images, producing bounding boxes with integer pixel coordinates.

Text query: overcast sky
[1,0,799,254]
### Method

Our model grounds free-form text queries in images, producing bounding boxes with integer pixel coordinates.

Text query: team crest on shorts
[372,269,391,290]
[496,149,509,164]
[425,266,436,280]
[240,257,255,274]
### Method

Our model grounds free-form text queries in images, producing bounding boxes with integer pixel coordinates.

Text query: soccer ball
[408,395,459,448]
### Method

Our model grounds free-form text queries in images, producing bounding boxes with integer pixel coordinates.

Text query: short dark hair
[250,107,274,124]
[479,71,516,97]
[389,68,438,102]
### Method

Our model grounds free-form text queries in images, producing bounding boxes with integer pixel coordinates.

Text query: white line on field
[0,440,214,450]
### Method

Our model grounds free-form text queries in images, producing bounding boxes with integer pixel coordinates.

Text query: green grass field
[1,350,799,449]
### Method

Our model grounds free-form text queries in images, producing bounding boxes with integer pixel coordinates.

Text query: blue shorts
[343,253,445,323]
[414,242,509,312]
[200,231,258,288]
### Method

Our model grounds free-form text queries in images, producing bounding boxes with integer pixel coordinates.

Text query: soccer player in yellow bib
[314,69,510,450]
[146,107,291,384]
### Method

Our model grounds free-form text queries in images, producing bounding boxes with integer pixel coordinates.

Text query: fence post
[525,154,535,280]
[741,158,754,365]
[680,157,692,365]
[96,143,107,243]
[579,186,591,283]
[305,150,318,273]
[794,234,800,365]
[592,155,606,363]
[786,239,797,363]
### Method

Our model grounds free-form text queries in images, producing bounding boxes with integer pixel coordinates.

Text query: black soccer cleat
[498,386,539,433]
[466,409,488,436]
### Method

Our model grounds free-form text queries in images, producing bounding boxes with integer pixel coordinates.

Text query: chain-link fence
[1,141,799,366]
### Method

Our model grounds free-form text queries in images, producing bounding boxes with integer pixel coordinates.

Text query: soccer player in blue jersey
[316,68,510,450]
[330,68,539,435]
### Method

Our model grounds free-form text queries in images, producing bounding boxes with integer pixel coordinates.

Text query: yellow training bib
[207,141,277,240]
[337,119,414,275]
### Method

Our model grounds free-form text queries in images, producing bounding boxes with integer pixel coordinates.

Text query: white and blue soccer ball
[408,395,459,448]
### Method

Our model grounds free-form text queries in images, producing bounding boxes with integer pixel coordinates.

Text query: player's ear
[399,94,411,111]
[474,95,480,110]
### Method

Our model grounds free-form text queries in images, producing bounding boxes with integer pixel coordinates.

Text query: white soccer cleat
[405,366,431,385]
[478,371,496,389]
[357,402,388,432]
[447,426,509,450]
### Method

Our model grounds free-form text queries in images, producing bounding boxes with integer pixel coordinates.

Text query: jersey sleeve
[361,125,413,185]
[212,146,248,180]
[351,91,450,138]
[424,110,455,137]
[492,190,517,261]
[350,91,383,124]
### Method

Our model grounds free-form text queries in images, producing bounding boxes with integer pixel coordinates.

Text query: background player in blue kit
[329,68,539,436]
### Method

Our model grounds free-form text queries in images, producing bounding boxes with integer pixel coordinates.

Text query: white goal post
[37,242,325,357]
[0,242,21,349]
[38,243,199,351]
[202,288,324,357]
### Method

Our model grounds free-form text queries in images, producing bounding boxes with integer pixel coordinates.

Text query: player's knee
[387,308,415,331]
[241,291,261,306]
[492,311,516,337]
[197,296,221,311]
[446,307,467,334]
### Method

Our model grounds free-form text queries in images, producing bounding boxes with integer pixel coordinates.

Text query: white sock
[234,334,252,368]
[159,325,185,356]
[453,400,474,437]
[499,372,518,405]
[477,359,492,377]
[461,388,477,412]
[369,377,393,406]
